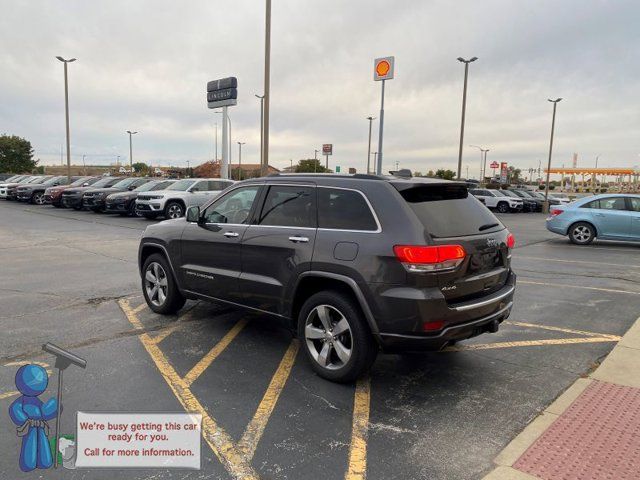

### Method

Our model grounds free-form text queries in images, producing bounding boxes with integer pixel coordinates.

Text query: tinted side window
[259,186,315,228]
[208,181,230,190]
[599,197,627,210]
[581,200,599,209]
[318,188,377,231]
[628,198,640,212]
[203,186,259,224]
[190,181,208,192]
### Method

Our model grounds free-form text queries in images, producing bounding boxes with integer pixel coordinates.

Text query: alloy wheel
[144,262,168,307]
[304,305,353,370]
[573,225,591,243]
[33,193,45,205]
[167,204,183,219]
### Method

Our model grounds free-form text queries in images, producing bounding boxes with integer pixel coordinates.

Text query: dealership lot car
[546,193,640,244]
[469,188,523,213]
[61,176,125,209]
[82,177,151,212]
[1,175,51,200]
[138,174,516,382]
[105,179,175,215]
[135,178,234,219]
[16,175,77,204]
[44,176,99,206]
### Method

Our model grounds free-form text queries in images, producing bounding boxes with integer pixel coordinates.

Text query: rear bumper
[379,301,512,351]
[372,271,517,351]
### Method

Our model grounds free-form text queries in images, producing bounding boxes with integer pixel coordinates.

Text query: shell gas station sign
[374,56,395,81]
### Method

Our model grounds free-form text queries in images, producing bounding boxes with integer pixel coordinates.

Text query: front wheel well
[139,245,167,271]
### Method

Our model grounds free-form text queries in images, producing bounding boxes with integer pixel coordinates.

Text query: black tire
[31,192,46,205]
[164,201,184,219]
[298,291,377,383]
[568,222,595,245]
[128,201,139,217]
[141,253,186,314]
[496,202,509,214]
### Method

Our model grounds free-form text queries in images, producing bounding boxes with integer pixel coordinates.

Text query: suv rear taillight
[506,233,515,249]
[549,209,564,217]
[393,245,466,273]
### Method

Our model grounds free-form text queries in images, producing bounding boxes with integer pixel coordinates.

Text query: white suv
[135,178,235,219]
[469,188,523,213]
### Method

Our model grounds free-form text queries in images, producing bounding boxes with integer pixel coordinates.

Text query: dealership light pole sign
[374,56,394,175]
[322,143,332,169]
[207,77,238,179]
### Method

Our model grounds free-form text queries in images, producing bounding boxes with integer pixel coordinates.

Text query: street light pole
[456,56,478,180]
[262,0,271,177]
[314,149,319,173]
[543,98,562,213]
[237,142,245,180]
[56,56,76,182]
[366,116,375,174]
[126,130,138,173]
[255,94,264,173]
[483,149,490,184]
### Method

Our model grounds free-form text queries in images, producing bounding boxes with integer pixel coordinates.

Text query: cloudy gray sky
[1,0,639,177]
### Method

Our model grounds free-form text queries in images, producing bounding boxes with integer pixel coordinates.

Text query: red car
[44,176,99,207]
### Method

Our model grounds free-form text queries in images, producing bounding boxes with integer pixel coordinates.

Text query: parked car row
[0,174,235,220]
[469,187,570,213]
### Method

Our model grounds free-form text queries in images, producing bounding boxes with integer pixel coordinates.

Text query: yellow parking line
[444,336,618,352]
[119,299,258,479]
[131,302,148,315]
[506,321,621,340]
[183,318,249,387]
[148,324,181,345]
[238,339,299,459]
[0,390,19,400]
[345,376,371,480]
[515,255,640,269]
[519,280,640,296]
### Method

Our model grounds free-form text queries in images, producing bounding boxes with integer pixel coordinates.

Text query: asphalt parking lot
[1,201,639,479]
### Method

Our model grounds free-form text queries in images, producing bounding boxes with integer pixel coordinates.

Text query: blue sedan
[546,194,640,244]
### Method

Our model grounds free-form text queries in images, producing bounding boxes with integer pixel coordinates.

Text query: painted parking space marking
[506,321,621,340]
[519,280,640,296]
[183,318,249,387]
[515,255,640,269]
[346,376,371,480]
[119,298,258,479]
[118,294,623,480]
[238,339,299,459]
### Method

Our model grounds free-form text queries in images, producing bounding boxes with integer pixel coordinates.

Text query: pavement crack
[292,378,341,410]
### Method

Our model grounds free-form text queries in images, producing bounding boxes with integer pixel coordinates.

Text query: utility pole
[237,142,245,180]
[366,116,375,174]
[483,149,489,185]
[56,56,76,182]
[543,98,562,213]
[262,0,271,177]
[456,56,478,180]
[255,94,264,173]
[126,130,138,174]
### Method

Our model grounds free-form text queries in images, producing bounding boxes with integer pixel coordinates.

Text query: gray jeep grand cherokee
[138,173,516,382]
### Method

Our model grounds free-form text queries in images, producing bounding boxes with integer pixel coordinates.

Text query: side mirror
[186,205,200,223]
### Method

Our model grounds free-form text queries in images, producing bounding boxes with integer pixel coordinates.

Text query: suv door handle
[289,236,309,243]
[224,231,239,238]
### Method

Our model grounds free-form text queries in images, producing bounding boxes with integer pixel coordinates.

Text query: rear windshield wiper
[479,223,499,231]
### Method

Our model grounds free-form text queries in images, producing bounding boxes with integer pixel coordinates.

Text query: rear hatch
[393,181,511,304]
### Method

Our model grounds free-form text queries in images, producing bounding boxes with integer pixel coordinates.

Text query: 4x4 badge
[486,238,498,248]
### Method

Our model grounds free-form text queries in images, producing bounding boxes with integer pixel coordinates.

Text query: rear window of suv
[318,188,378,231]
[396,183,503,238]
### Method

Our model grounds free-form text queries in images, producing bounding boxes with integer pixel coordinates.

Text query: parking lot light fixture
[543,98,562,213]
[456,57,478,180]
[56,56,76,182]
